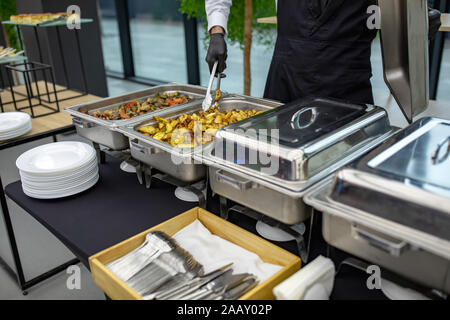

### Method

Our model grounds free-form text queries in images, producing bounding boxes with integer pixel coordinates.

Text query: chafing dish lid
[211,97,391,183]
[327,117,450,241]
[224,97,367,147]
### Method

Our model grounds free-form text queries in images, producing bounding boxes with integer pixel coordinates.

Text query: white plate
[22,174,99,199]
[19,158,98,182]
[21,167,99,190]
[16,141,96,175]
[0,121,31,136]
[0,112,31,133]
[0,122,32,141]
[23,174,98,194]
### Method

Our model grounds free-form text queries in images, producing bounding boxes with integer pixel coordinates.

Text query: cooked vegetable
[84,92,190,120]
[137,107,263,147]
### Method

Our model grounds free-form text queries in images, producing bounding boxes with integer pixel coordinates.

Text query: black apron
[264,0,377,105]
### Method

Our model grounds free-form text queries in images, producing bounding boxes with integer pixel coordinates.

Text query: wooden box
[89,207,301,300]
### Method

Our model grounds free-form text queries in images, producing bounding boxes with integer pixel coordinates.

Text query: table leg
[33,27,51,102]
[1,169,80,294]
[0,175,27,289]
[48,68,60,112]
[219,196,228,220]
[55,27,70,89]
[16,25,24,52]
[22,65,35,118]
[74,29,88,94]
[6,69,19,113]
[93,142,105,164]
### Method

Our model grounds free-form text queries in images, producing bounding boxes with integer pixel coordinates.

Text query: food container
[200,97,395,225]
[304,117,450,293]
[117,96,281,183]
[89,207,301,300]
[65,83,213,150]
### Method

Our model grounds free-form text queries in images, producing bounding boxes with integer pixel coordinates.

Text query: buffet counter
[3,154,393,300]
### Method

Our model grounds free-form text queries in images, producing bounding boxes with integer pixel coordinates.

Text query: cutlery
[202,61,218,111]
[182,271,252,300]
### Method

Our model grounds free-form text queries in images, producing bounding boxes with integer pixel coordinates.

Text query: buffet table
[4,155,196,268]
[0,89,100,293]
[3,154,395,300]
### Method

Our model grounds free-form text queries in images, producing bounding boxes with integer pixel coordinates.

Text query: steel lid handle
[431,136,450,165]
[291,107,318,130]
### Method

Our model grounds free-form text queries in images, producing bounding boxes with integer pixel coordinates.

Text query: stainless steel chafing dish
[199,97,396,225]
[116,95,281,183]
[304,117,450,293]
[64,83,214,150]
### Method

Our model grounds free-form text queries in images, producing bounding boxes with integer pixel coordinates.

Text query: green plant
[179,0,276,94]
[0,0,19,50]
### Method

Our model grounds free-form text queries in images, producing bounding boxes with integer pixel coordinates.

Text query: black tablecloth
[5,155,196,267]
[5,154,391,300]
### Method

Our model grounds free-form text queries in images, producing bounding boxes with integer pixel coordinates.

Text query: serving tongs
[202,61,225,111]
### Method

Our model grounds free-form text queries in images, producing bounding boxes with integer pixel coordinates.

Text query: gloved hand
[206,33,227,74]
[428,7,441,41]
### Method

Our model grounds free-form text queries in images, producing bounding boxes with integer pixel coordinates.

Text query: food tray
[118,96,281,157]
[115,96,281,181]
[65,83,215,129]
[89,207,301,300]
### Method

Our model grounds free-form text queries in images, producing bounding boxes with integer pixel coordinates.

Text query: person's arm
[205,0,232,74]
[206,0,232,34]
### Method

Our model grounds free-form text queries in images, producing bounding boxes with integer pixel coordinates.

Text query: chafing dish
[199,97,395,225]
[64,83,214,150]
[116,96,281,183]
[304,117,450,293]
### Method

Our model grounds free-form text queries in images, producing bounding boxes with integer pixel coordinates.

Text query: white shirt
[206,0,278,34]
[205,0,232,34]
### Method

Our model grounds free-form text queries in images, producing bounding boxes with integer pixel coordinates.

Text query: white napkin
[173,219,283,283]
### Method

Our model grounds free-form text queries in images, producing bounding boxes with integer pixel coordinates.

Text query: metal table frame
[0,124,79,295]
[5,61,60,118]
[2,20,92,103]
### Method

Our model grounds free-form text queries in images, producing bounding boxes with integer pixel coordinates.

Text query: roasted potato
[137,107,263,148]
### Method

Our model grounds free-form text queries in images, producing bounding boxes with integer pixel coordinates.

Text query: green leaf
[178,0,276,49]
[0,0,19,50]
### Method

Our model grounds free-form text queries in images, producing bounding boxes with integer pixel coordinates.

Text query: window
[436,33,450,101]
[127,0,188,83]
[98,0,124,74]
[198,25,274,97]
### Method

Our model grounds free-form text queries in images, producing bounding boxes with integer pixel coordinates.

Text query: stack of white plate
[0,112,32,141]
[16,141,99,199]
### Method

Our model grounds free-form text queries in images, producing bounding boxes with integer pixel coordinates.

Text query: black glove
[428,7,441,41]
[206,33,227,74]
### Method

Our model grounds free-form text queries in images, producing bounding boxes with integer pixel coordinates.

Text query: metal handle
[351,224,410,257]
[130,139,150,155]
[291,107,318,130]
[73,118,96,129]
[215,170,254,192]
[431,136,450,165]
